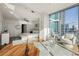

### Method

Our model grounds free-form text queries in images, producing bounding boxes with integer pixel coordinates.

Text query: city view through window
[50,6,79,36]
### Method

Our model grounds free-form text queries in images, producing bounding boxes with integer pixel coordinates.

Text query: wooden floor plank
[11,44,26,56]
[0,43,40,56]
[0,44,12,53]
[0,45,18,56]
[2,45,23,56]
[0,44,14,56]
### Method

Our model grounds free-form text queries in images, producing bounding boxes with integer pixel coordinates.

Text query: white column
[39,13,50,41]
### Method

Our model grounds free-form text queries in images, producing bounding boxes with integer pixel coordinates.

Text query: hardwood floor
[0,43,40,56]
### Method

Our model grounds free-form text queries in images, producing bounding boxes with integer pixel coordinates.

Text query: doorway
[21,24,27,33]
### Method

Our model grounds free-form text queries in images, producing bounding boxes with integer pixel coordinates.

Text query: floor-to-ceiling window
[64,6,78,35]
[49,13,60,34]
[49,4,79,37]
[47,4,79,56]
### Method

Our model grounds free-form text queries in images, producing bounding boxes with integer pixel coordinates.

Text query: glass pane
[49,13,59,34]
[50,14,56,20]
[50,13,58,20]
[50,21,58,32]
[55,13,58,20]
[64,7,78,34]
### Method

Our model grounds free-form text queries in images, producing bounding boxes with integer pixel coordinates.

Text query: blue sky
[65,7,78,29]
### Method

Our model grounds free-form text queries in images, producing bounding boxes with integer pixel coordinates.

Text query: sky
[65,6,78,29]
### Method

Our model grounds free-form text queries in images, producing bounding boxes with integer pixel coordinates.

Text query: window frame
[49,3,79,36]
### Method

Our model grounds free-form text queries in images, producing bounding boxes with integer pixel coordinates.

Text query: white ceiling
[20,3,75,14]
[0,3,75,20]
[0,4,20,19]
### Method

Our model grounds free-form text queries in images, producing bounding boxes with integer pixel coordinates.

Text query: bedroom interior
[0,3,79,56]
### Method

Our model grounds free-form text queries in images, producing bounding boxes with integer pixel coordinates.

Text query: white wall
[2,18,39,37]
[26,21,38,33]
[2,13,50,40]
[2,19,21,37]
[19,19,38,33]
[0,4,41,37]
[0,10,3,33]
